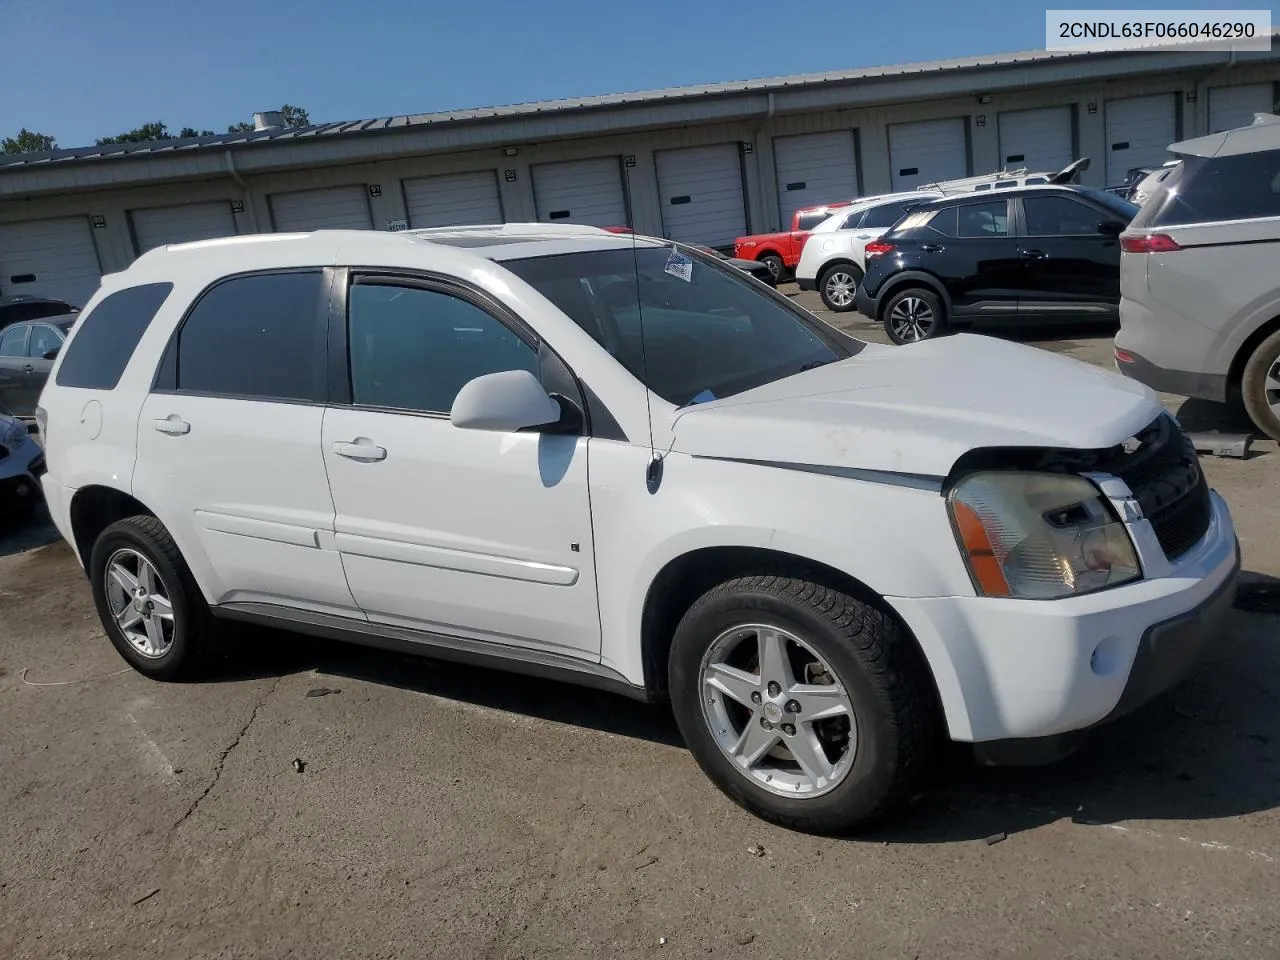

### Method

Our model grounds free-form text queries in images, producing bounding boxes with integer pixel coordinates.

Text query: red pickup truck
[733,202,854,282]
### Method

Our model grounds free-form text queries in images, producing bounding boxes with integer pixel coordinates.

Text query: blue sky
[1,0,1270,148]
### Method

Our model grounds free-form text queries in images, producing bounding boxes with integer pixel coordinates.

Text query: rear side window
[55,283,173,390]
[861,202,915,229]
[169,271,325,402]
[0,325,26,357]
[1145,150,1280,226]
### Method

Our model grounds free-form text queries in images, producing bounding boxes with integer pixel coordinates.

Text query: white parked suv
[795,192,942,311]
[1115,114,1280,440]
[38,224,1239,834]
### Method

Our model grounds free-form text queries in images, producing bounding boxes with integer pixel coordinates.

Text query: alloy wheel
[699,624,857,798]
[1266,357,1280,415]
[888,296,935,342]
[104,548,176,659]
[823,271,857,308]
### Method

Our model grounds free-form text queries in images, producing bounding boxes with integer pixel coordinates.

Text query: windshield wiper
[798,359,832,372]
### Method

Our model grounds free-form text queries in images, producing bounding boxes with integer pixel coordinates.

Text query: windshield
[504,246,857,406]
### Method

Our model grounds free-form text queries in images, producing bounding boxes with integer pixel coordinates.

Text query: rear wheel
[89,516,217,680]
[883,287,947,345]
[668,574,935,834]
[1241,328,1280,441]
[759,254,785,284]
[818,263,861,312]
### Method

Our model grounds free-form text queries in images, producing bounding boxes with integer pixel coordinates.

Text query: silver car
[0,315,74,419]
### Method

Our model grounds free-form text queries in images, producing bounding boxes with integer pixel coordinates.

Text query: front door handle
[333,438,387,462]
[920,243,943,253]
[152,415,190,436]
[22,364,33,373]
[1020,248,1049,259]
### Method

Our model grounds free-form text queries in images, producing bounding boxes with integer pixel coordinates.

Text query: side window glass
[348,283,539,414]
[860,202,912,229]
[56,283,173,390]
[173,272,326,402]
[796,212,830,231]
[927,207,958,237]
[956,200,1010,237]
[28,325,62,359]
[1155,149,1280,225]
[1023,196,1104,236]
[0,326,27,357]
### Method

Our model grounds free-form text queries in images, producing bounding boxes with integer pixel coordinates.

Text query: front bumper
[854,285,876,318]
[888,490,1239,743]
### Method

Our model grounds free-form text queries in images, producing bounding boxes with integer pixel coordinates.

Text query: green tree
[178,127,216,138]
[1,128,58,154]
[95,121,171,145]
[227,103,311,133]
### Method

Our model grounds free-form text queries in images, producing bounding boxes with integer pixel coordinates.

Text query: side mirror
[1099,220,1125,237]
[450,369,561,433]
[42,348,60,361]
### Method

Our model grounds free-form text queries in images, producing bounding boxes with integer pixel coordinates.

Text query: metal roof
[2,41,1265,170]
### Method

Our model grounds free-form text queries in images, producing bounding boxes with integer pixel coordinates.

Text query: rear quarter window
[54,283,173,390]
[1147,150,1280,226]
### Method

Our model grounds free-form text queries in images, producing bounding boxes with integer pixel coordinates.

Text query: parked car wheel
[668,574,934,834]
[883,288,947,345]
[89,516,217,680]
[1241,328,1280,441]
[759,254,785,284]
[818,264,861,312]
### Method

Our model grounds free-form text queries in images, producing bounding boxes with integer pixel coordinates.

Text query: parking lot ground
[2,310,1279,960]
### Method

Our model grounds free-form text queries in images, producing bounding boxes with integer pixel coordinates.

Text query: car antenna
[623,163,663,493]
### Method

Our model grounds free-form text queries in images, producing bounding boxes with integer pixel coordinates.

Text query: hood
[670,334,1162,478]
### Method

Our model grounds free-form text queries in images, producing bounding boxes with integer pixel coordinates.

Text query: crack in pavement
[175,676,283,829]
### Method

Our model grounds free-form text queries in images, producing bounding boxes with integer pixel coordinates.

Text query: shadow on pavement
[0,504,61,559]
[205,592,1280,844]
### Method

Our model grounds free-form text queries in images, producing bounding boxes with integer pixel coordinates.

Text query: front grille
[1098,414,1212,562]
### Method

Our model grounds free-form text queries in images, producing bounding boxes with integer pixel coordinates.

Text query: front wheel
[883,287,947,345]
[668,574,935,834]
[1241,328,1280,441]
[818,263,861,312]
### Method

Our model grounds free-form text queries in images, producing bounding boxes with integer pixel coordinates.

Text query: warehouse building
[2,42,1279,306]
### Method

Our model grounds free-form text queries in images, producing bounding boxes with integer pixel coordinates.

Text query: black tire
[817,263,862,313]
[1241,328,1280,441]
[882,287,947,345]
[759,254,785,284]
[668,574,935,834]
[88,515,217,680]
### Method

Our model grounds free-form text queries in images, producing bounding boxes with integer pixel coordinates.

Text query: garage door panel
[655,144,746,247]
[270,185,373,231]
[889,118,968,190]
[532,158,627,228]
[772,131,859,225]
[130,201,237,253]
[1209,83,1275,133]
[998,107,1074,173]
[0,216,102,307]
[404,171,503,228]
[1105,95,1177,184]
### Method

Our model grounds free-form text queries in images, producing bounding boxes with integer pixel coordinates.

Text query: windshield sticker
[664,248,693,282]
[688,388,717,404]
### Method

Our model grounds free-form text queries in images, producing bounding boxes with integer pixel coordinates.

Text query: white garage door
[655,144,746,247]
[1105,94,1177,185]
[772,131,859,226]
[130,201,237,253]
[0,216,102,308]
[270,185,372,231]
[532,158,628,228]
[889,118,968,190]
[1209,83,1275,133]
[403,170,503,228]
[998,107,1074,173]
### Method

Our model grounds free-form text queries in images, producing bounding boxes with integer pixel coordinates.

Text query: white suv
[795,192,942,311]
[1115,114,1280,440]
[38,224,1239,834]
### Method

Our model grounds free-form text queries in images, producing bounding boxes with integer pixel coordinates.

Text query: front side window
[1023,195,1106,236]
[347,283,538,414]
[504,246,856,406]
[956,200,1010,238]
[56,283,172,390]
[173,272,325,402]
[27,324,63,359]
[0,326,26,357]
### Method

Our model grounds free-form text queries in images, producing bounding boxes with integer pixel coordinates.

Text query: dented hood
[670,334,1162,478]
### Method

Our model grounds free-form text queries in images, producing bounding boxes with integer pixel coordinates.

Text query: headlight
[2,420,26,448]
[948,472,1140,599]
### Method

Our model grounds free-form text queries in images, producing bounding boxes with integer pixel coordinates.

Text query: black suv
[855,186,1139,344]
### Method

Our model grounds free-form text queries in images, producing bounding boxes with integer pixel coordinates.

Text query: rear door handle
[333,438,387,462]
[22,364,33,373]
[920,243,943,252]
[152,415,190,436]
[1020,249,1049,259]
